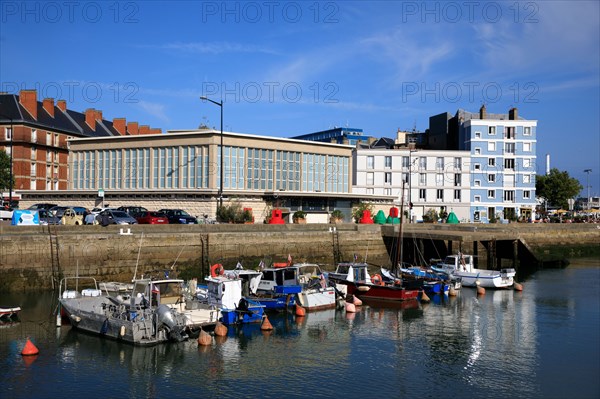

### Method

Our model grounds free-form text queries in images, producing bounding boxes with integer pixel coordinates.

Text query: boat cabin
[130,279,185,308]
[257,266,302,294]
[330,263,371,283]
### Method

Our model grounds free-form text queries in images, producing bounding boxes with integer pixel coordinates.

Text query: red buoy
[261,316,273,331]
[514,282,523,292]
[214,321,228,337]
[477,286,486,296]
[197,329,212,346]
[345,302,356,313]
[295,305,306,317]
[21,338,39,356]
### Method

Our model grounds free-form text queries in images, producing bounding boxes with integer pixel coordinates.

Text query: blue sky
[1,1,599,195]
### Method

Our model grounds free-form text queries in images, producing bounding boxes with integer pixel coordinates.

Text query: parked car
[36,209,61,225]
[117,206,148,218]
[50,206,87,218]
[59,208,84,225]
[136,211,169,225]
[28,203,58,211]
[158,209,197,224]
[96,209,138,225]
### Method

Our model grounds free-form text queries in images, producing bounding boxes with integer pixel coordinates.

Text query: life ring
[273,262,288,268]
[371,274,384,286]
[210,263,224,277]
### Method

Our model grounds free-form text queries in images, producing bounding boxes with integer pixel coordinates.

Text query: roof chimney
[113,118,126,135]
[85,109,96,130]
[43,98,55,118]
[149,128,162,134]
[139,125,150,135]
[57,99,67,112]
[509,107,518,120]
[19,90,38,120]
[94,110,103,122]
[479,104,487,120]
[127,122,139,135]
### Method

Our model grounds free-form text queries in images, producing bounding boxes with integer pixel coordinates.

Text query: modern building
[0,89,160,204]
[429,106,537,222]
[62,129,360,223]
[291,127,375,146]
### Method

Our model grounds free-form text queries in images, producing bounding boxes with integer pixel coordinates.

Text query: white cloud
[145,42,279,55]
[136,100,169,123]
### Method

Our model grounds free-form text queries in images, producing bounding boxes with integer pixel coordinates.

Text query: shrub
[293,210,307,220]
[423,208,439,223]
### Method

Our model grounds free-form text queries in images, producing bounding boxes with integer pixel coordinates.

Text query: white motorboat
[432,254,515,288]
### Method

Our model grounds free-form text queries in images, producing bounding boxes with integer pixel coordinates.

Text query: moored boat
[431,253,515,289]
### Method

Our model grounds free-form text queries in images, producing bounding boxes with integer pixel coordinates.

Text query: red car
[136,211,169,225]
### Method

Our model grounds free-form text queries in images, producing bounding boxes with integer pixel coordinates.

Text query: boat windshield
[443,256,456,265]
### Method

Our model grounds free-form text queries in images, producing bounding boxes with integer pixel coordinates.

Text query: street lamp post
[200,96,224,209]
[584,169,592,211]
[0,110,14,207]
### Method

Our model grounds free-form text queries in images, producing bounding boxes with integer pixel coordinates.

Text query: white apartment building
[353,148,471,222]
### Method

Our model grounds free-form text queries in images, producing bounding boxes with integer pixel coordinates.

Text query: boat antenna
[132,232,144,281]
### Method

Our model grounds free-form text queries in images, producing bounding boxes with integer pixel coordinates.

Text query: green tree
[0,150,13,193]
[536,168,583,209]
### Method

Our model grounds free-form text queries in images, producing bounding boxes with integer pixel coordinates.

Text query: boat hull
[296,287,337,311]
[337,281,420,302]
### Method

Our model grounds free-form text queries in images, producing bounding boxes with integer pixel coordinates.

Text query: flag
[287,254,292,265]
[258,260,265,270]
[354,253,358,262]
[151,284,160,294]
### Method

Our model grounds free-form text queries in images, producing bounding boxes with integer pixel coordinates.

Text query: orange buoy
[21,338,39,356]
[295,305,306,317]
[477,286,486,296]
[420,290,430,303]
[261,316,273,331]
[448,286,457,296]
[514,282,523,292]
[214,321,228,337]
[345,302,356,313]
[352,295,363,306]
[197,329,212,346]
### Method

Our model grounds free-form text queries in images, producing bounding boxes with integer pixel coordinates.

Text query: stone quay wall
[1,223,598,292]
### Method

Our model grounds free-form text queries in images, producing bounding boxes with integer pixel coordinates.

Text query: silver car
[96,209,138,225]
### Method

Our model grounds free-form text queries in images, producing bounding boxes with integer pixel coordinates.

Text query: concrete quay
[0,223,598,292]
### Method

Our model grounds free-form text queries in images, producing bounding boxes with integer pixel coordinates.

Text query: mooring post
[513,239,519,270]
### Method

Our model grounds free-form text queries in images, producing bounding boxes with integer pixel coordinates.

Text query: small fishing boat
[329,262,421,302]
[204,275,265,325]
[431,253,515,288]
[59,276,219,346]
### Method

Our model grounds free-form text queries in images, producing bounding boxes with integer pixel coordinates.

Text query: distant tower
[546,154,550,175]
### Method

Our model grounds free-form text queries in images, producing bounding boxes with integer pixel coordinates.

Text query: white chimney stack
[546,154,550,175]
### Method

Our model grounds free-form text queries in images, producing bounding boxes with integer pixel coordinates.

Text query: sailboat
[329,182,421,301]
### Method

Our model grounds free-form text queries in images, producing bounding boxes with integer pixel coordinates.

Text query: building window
[524,126,531,136]
[488,142,496,151]
[474,195,481,202]
[436,189,444,201]
[505,143,515,154]
[31,146,36,160]
[384,188,392,196]
[475,131,481,138]
[384,156,392,169]
[54,133,59,146]
[46,132,51,145]
[384,172,392,185]
[488,158,495,167]
[367,156,374,169]
[454,173,461,186]
[488,174,495,183]
[488,190,495,198]
[4,127,12,141]
[436,157,444,171]
[474,148,481,155]
[474,163,481,171]
[454,157,461,170]
[436,173,444,186]
[504,126,515,139]
[419,189,426,200]
[474,180,481,187]
[504,158,515,170]
[523,174,531,184]
[31,129,37,142]
[504,190,515,202]
[366,172,374,186]
[523,142,531,152]
[419,173,426,185]
[523,158,531,168]
[419,157,427,170]
[366,188,374,195]
[489,126,496,135]
[30,163,36,176]
[402,156,409,169]
[402,172,409,183]
[523,190,531,199]
[454,189,461,201]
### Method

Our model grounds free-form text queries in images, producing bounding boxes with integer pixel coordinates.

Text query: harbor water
[1,258,598,399]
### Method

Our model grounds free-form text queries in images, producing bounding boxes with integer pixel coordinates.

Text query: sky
[1,1,599,196]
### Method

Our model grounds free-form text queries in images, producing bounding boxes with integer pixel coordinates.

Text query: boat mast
[394,181,406,274]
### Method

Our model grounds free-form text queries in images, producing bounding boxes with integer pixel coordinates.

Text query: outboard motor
[155,304,186,342]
